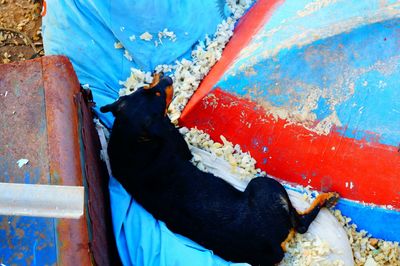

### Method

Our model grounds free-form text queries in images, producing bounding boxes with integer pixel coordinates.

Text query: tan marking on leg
[281,228,295,252]
[298,192,338,215]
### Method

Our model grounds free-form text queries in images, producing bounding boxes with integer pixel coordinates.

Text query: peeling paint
[220,27,400,136]
[202,93,219,110]
[232,2,400,76]
[297,0,340,17]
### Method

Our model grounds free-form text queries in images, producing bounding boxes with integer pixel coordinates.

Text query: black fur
[102,78,325,265]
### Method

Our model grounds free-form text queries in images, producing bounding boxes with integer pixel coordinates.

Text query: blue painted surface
[285,185,400,242]
[227,0,400,74]
[0,157,57,265]
[0,158,57,265]
[211,0,400,243]
[0,216,57,266]
[336,199,400,243]
[217,17,400,146]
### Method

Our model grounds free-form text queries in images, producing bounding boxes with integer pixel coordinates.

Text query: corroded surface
[0,57,57,265]
[76,89,121,265]
[42,56,83,187]
[0,56,118,265]
[0,58,50,185]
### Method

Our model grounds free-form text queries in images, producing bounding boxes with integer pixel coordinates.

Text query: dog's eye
[138,135,151,142]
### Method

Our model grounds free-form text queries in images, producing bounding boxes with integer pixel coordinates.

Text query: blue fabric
[42,0,230,129]
[109,176,235,266]
[42,1,246,265]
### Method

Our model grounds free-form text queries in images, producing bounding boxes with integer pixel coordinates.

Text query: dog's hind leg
[280,228,295,252]
[300,192,339,215]
[294,192,339,234]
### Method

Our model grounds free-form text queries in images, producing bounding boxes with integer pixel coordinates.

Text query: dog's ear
[143,72,164,90]
[100,97,126,116]
[100,102,116,113]
[143,76,173,95]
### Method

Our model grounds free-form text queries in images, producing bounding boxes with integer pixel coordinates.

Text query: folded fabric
[42,1,249,265]
[42,0,230,129]
[109,176,247,266]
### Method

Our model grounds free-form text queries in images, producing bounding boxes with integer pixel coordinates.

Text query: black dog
[101,74,339,265]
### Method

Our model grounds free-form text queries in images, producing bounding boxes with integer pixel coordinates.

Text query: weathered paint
[216,18,400,145]
[181,0,400,241]
[0,216,57,265]
[182,88,400,207]
[0,59,58,266]
[0,56,118,265]
[76,89,121,265]
[231,0,400,75]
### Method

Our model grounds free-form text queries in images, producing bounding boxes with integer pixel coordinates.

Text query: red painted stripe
[180,88,400,209]
[180,0,284,120]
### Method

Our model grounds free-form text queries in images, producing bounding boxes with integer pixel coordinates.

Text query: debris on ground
[182,127,266,179]
[333,209,400,266]
[157,28,176,44]
[0,0,43,63]
[280,232,345,266]
[114,42,123,49]
[140,32,153,41]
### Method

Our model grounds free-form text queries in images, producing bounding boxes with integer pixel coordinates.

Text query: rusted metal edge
[41,55,82,186]
[0,182,84,219]
[41,55,92,265]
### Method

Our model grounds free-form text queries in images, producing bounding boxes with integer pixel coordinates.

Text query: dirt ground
[0,0,43,64]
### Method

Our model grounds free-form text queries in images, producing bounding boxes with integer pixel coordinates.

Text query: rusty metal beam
[0,182,84,219]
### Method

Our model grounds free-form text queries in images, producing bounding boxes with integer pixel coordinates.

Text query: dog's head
[100,73,176,179]
[100,73,174,120]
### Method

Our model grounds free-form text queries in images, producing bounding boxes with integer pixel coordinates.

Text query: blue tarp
[42,1,246,265]
[43,0,230,129]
